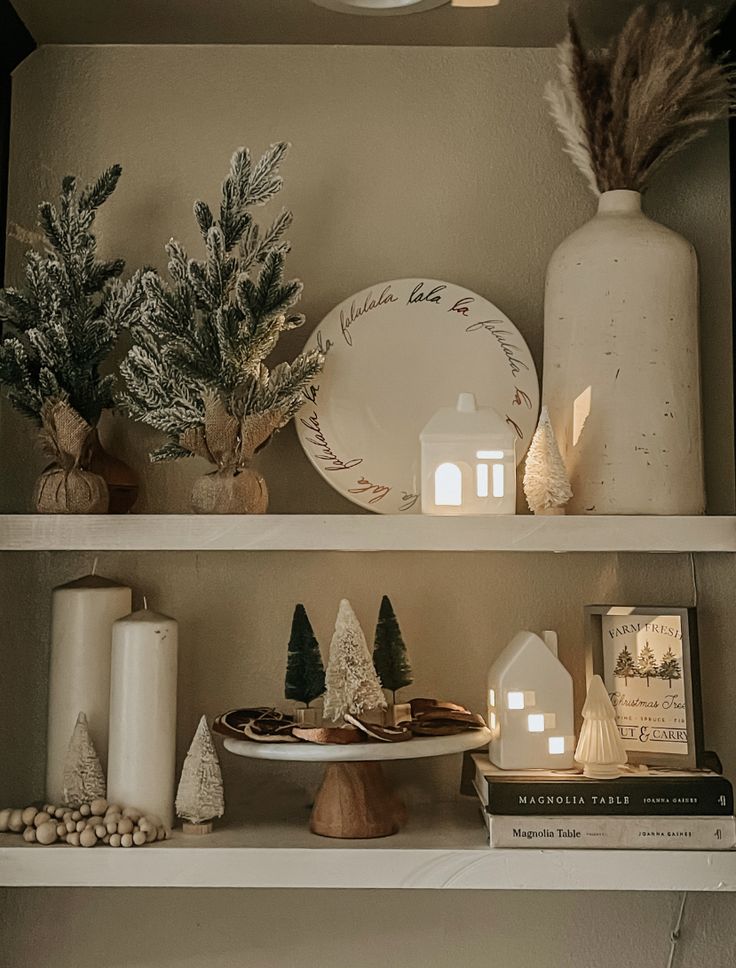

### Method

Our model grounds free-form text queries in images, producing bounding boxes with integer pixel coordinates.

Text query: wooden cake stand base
[224,728,491,840]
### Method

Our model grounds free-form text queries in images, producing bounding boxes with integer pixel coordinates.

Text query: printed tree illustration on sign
[637,641,659,686]
[613,645,636,684]
[284,604,326,708]
[373,595,413,703]
[658,647,682,688]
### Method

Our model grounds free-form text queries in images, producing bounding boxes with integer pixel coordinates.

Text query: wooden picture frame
[585,605,704,769]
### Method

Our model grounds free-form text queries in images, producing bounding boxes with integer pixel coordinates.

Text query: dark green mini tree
[284,604,325,707]
[373,595,413,702]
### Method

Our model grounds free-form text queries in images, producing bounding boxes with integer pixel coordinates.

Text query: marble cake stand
[225,728,491,839]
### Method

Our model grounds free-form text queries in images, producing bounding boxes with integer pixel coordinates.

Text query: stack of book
[469,752,736,850]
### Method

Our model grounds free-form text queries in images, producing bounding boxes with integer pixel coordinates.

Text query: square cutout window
[548,736,565,755]
[507,691,525,709]
[527,714,545,732]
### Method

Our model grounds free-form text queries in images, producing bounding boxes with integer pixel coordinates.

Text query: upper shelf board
[0,514,733,553]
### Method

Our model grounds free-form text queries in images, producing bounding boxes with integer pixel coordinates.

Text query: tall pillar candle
[107,608,178,827]
[46,575,132,804]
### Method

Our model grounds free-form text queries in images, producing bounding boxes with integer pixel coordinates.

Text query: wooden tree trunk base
[310,762,407,839]
[181,821,214,835]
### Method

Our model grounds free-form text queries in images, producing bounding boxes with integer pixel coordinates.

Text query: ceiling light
[310,0,448,15]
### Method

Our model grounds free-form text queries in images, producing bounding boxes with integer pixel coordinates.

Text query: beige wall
[1,44,735,968]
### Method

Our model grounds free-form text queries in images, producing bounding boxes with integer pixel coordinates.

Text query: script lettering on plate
[408,282,445,305]
[466,320,530,378]
[315,330,334,354]
[348,477,391,504]
[299,412,362,472]
[340,286,397,346]
[513,386,532,409]
[449,297,474,316]
[303,384,319,404]
[399,492,419,512]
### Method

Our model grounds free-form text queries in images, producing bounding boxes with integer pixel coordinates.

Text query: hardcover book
[472,753,734,816]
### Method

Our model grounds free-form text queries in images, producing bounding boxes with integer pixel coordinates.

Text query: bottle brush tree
[0,166,143,512]
[323,599,387,722]
[118,143,324,514]
[523,405,572,514]
[372,595,413,703]
[62,712,106,807]
[175,715,225,832]
[284,603,325,708]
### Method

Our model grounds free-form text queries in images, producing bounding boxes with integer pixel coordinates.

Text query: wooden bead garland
[0,798,169,847]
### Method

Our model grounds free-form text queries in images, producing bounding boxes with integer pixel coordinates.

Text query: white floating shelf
[1,804,734,890]
[0,514,734,553]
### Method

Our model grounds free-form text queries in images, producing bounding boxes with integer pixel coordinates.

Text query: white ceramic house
[420,392,516,515]
[487,629,575,769]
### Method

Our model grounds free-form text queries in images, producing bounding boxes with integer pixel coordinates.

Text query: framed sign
[585,606,703,769]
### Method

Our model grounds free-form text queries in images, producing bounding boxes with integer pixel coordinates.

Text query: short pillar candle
[107,607,178,827]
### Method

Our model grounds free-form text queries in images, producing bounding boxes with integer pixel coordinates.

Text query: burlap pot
[182,396,282,515]
[191,467,268,514]
[34,400,110,514]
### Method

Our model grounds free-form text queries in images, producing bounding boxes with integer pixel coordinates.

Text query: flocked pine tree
[323,599,387,722]
[284,604,325,710]
[62,712,106,807]
[637,642,659,686]
[658,647,681,688]
[0,167,143,512]
[118,143,324,514]
[523,405,573,514]
[372,595,413,703]
[175,715,225,833]
[613,645,636,684]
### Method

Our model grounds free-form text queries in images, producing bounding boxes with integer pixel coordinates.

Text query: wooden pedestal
[310,762,408,839]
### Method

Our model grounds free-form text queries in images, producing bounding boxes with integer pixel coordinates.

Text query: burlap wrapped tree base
[182,396,280,515]
[33,400,109,514]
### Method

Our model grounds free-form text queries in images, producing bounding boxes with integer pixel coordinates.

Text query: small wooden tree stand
[224,728,491,840]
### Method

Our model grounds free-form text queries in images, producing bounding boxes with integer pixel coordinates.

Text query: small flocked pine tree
[637,641,659,686]
[284,604,325,708]
[523,406,573,514]
[372,595,413,703]
[0,166,142,427]
[323,599,387,722]
[175,716,225,831]
[613,645,636,684]
[118,144,324,473]
[658,647,681,688]
[62,712,106,807]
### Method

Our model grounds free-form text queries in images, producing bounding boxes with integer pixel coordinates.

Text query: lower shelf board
[1,802,734,891]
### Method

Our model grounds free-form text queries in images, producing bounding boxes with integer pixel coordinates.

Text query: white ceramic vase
[543,190,705,515]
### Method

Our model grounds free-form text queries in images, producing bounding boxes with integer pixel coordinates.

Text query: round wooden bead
[71,810,82,821]
[80,828,97,848]
[63,811,73,823]
[67,831,80,847]
[76,820,86,833]
[65,821,76,833]
[90,799,108,817]
[105,812,122,825]
[102,834,110,844]
[109,833,121,847]
[54,806,65,819]
[56,823,67,837]
[156,827,167,841]
[9,810,25,832]
[123,807,142,822]
[32,812,51,829]
[80,804,91,816]
[117,818,134,835]
[106,821,118,835]
[21,807,38,827]
[22,827,37,843]
[95,824,106,839]
[121,833,133,848]
[0,808,12,832]
[36,821,58,845]
[133,830,146,846]
[105,804,121,817]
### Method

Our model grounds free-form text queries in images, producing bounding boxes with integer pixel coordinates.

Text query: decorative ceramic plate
[296,279,539,514]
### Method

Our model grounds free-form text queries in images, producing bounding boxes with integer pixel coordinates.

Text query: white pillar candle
[46,575,132,804]
[107,608,178,827]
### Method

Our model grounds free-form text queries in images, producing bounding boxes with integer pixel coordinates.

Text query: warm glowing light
[476,463,489,497]
[507,691,525,710]
[548,736,565,755]
[476,450,504,460]
[573,386,592,447]
[489,712,497,730]
[492,463,504,497]
[488,688,495,707]
[434,462,462,506]
[527,714,545,732]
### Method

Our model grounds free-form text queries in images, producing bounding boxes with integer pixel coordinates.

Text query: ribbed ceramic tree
[323,599,387,722]
[574,676,628,779]
[175,716,224,834]
[62,712,106,807]
[523,405,572,515]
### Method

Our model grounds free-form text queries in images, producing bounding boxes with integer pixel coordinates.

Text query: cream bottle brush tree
[175,715,225,834]
[323,599,387,722]
[523,405,572,515]
[118,143,324,514]
[62,712,106,808]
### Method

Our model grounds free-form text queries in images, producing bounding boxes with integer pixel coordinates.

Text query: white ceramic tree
[175,715,225,833]
[523,405,572,514]
[574,676,628,779]
[62,712,106,807]
[323,599,387,722]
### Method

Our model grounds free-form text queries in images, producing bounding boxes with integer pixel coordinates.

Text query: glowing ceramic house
[487,630,575,769]
[420,393,516,515]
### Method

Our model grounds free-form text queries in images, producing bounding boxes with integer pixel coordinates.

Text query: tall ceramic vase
[543,190,705,515]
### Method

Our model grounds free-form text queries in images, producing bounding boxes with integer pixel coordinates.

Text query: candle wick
[92,557,98,577]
